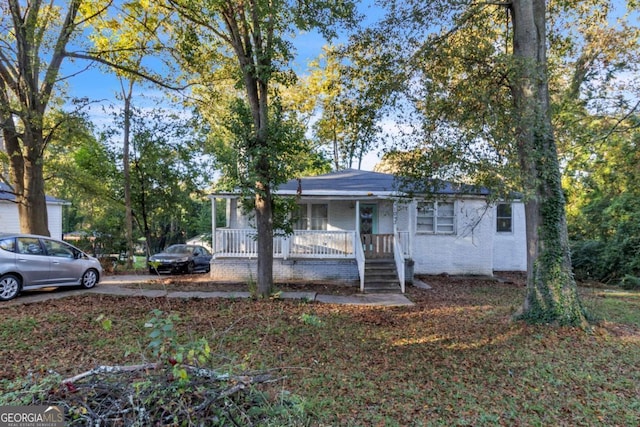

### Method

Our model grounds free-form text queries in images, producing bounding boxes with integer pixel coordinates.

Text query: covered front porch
[210,197,412,293]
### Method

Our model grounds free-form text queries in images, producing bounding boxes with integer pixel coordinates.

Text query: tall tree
[86,2,166,268]
[306,45,383,170]
[550,3,640,283]
[0,0,178,237]
[509,0,585,325]
[43,110,116,228]
[165,0,358,296]
[357,0,633,325]
[99,105,214,254]
[0,0,88,235]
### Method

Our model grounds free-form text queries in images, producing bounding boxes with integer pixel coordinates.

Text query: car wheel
[81,269,99,289]
[0,274,21,301]
[185,261,195,274]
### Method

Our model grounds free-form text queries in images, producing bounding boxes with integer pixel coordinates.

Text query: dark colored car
[148,244,212,274]
[0,233,102,301]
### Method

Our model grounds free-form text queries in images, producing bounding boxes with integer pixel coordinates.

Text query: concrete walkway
[2,275,416,308]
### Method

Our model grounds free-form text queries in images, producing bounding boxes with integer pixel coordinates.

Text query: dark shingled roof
[276,169,489,197]
[0,182,69,204]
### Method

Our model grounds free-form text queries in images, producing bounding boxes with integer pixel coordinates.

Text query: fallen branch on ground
[47,363,298,425]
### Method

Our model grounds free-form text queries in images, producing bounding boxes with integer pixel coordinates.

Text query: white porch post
[355,200,360,232]
[283,236,290,260]
[409,199,415,259]
[393,200,398,236]
[211,197,217,258]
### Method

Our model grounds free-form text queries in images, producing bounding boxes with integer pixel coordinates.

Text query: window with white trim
[294,203,328,230]
[416,201,455,234]
[496,203,512,232]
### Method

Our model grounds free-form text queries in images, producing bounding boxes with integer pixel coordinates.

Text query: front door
[360,204,380,257]
[360,204,378,235]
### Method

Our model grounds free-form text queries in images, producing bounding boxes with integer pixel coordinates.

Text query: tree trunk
[3,122,50,236]
[510,0,587,326]
[17,155,50,236]
[253,80,274,297]
[123,83,135,270]
[255,180,274,296]
[0,0,82,238]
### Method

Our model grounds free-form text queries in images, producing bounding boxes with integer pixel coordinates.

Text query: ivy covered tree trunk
[510,0,587,326]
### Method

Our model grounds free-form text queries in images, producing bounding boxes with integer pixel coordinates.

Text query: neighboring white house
[0,182,69,240]
[208,169,527,292]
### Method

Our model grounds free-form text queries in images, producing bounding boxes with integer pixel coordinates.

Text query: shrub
[571,240,608,281]
[619,275,640,290]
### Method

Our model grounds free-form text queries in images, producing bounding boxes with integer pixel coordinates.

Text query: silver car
[0,233,102,301]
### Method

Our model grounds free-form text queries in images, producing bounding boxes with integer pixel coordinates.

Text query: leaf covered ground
[1,275,639,426]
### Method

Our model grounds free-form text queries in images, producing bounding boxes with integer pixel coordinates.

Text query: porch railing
[213,229,356,259]
[215,229,258,258]
[361,233,394,258]
[288,230,355,258]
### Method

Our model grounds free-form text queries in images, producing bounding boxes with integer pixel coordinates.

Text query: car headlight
[175,256,189,263]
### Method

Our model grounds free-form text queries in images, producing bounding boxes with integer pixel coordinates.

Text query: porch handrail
[354,231,366,292]
[393,231,406,293]
[397,231,410,257]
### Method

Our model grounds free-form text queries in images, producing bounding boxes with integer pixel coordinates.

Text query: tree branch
[63,51,190,91]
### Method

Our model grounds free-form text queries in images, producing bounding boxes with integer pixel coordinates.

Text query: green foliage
[299,313,323,326]
[1,308,311,425]
[306,45,385,170]
[2,278,640,425]
[0,373,65,406]
[570,240,609,281]
[620,275,640,291]
[0,0,86,234]
[95,314,113,332]
[42,106,214,256]
[565,132,640,283]
[224,97,326,234]
[145,309,211,382]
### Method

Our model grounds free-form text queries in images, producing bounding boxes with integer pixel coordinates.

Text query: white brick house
[0,182,69,240]
[209,169,527,292]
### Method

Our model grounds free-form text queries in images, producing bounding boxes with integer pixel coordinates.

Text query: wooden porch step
[364,258,401,293]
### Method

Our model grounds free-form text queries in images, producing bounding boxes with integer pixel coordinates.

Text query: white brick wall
[210,258,359,284]
[212,196,527,281]
[411,199,495,276]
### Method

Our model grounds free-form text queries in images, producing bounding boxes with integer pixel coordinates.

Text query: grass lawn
[1,276,639,426]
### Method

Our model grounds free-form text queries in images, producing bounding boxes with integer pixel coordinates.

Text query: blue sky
[61,3,385,170]
[61,0,637,173]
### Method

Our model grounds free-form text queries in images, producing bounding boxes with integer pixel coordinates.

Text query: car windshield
[164,245,192,254]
